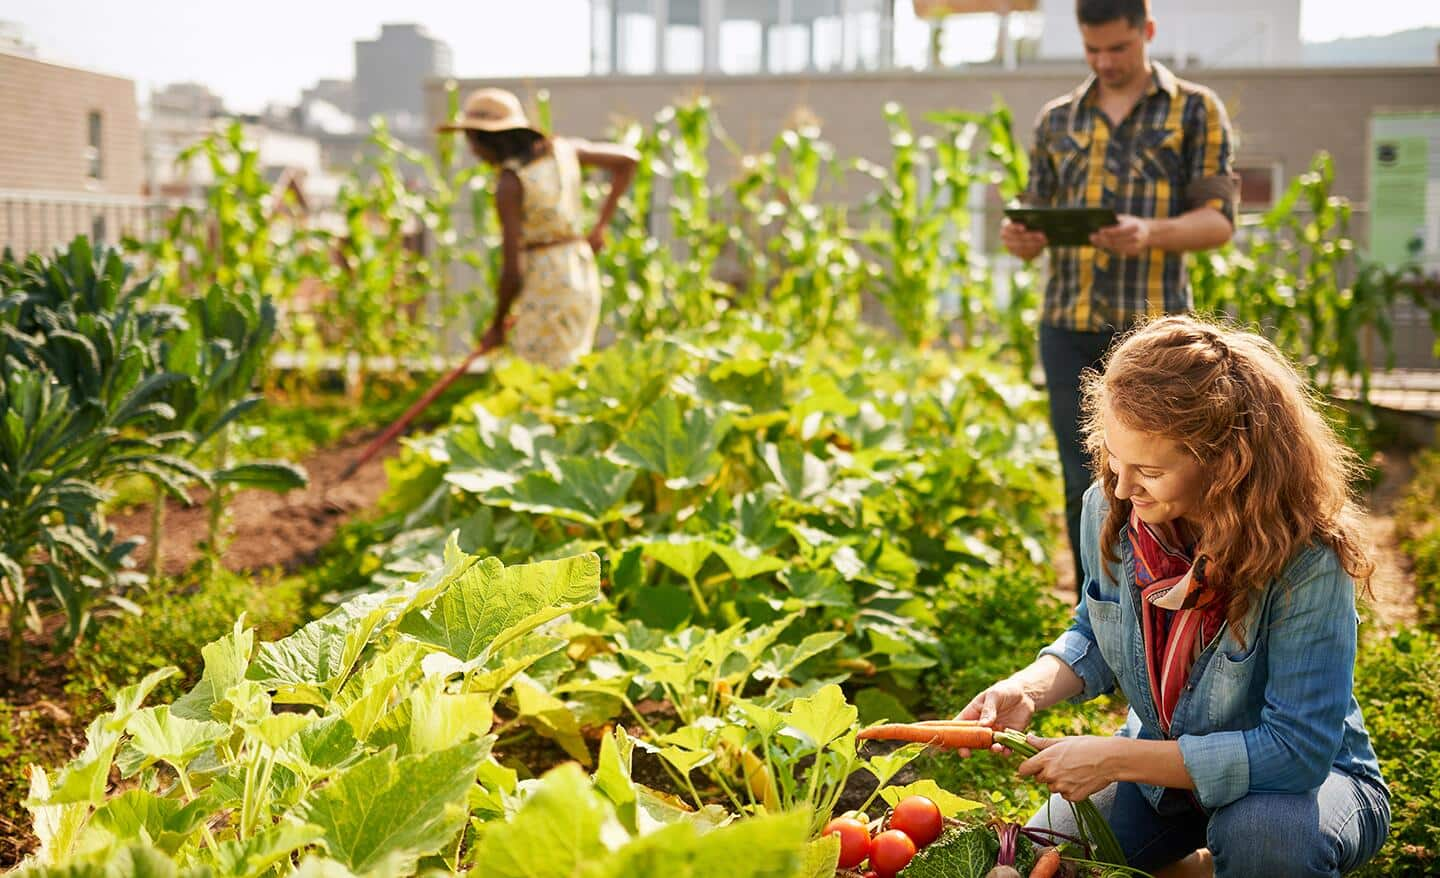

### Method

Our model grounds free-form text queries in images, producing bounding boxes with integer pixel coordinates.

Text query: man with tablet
[999,0,1239,595]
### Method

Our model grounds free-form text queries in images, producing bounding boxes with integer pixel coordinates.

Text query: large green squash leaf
[609,396,731,489]
[484,456,638,526]
[294,739,488,874]
[398,553,600,662]
[468,762,612,878]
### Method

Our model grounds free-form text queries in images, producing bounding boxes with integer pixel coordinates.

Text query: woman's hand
[953,679,1038,757]
[586,226,606,253]
[480,319,507,351]
[1016,734,1119,802]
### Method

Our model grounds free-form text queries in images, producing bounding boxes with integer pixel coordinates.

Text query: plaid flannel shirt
[1026,63,1239,332]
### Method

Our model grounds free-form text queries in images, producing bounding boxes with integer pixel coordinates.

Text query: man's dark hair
[1076,0,1148,28]
[466,128,546,164]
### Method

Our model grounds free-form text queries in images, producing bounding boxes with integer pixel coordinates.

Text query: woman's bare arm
[483,168,524,346]
[572,139,639,249]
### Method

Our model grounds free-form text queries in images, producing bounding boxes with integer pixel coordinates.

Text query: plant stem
[704,763,747,815]
[679,770,707,814]
[620,696,660,739]
[175,764,219,854]
[6,590,24,684]
[207,424,231,560]
[148,478,165,581]
[685,574,710,619]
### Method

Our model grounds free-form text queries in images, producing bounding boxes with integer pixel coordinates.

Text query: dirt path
[110,431,400,577]
[1363,450,1419,632]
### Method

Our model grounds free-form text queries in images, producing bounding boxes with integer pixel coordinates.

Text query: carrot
[857,723,996,750]
[1029,846,1062,878]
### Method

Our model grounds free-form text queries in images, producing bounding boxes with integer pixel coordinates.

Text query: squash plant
[15,546,833,877]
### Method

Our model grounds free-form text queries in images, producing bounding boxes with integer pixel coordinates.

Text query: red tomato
[869,829,917,878]
[863,873,880,878]
[888,795,943,848]
[822,816,872,869]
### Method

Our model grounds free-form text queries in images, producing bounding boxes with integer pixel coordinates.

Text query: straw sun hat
[436,88,543,136]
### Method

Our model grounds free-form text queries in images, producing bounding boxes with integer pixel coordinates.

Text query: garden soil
[110,431,400,576]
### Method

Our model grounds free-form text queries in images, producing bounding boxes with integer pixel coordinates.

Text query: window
[1237,163,1281,210]
[86,111,103,179]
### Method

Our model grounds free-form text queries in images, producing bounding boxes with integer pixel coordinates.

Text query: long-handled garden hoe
[335,339,497,483]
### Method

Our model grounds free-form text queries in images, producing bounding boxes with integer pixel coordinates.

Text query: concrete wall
[427,65,1440,209]
[0,51,143,195]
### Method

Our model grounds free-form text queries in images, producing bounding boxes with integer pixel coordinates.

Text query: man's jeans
[1026,772,1391,877]
[1038,323,1117,595]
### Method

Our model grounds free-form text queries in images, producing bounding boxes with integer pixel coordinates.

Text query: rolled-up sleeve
[1178,555,1355,809]
[1038,623,1114,703]
[1182,89,1239,226]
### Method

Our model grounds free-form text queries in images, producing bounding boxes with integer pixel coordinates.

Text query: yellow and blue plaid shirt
[1026,63,1238,332]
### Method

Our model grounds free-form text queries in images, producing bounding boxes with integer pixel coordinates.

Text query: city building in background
[588,0,1332,74]
[1035,0,1302,68]
[354,23,453,135]
[0,44,145,254]
[589,0,896,75]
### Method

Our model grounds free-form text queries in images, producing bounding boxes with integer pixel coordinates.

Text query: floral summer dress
[503,138,601,370]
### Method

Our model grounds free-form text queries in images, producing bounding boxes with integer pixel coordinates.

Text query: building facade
[354,23,453,136]
[0,51,146,254]
[1036,0,1302,68]
[591,0,896,75]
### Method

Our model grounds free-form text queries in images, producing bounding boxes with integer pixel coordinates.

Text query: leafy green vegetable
[900,824,999,878]
[294,739,488,873]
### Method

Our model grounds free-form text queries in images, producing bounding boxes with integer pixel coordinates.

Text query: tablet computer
[1003,206,1119,247]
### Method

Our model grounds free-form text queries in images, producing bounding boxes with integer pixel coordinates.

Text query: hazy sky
[7,1,1438,113]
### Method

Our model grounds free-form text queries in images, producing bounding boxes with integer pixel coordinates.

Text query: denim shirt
[1040,484,1388,811]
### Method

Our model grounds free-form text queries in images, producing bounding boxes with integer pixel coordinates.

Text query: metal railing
[0,189,188,256]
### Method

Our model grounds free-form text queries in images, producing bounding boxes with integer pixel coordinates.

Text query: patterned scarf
[1129,510,1225,735]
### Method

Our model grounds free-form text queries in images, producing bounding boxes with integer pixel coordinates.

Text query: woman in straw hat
[440,88,637,369]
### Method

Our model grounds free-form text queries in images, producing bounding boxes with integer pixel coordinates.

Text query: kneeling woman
[957,316,1390,877]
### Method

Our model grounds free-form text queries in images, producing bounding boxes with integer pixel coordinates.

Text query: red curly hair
[1081,315,1374,634]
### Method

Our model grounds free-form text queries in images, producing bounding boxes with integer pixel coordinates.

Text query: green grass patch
[1354,627,1440,876]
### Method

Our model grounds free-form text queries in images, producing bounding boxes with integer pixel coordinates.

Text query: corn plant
[733,126,864,340]
[666,99,731,328]
[317,119,444,394]
[590,117,670,338]
[1191,152,1427,403]
[130,121,326,323]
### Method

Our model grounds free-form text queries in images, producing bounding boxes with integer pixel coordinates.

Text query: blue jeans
[1038,323,1118,596]
[1026,771,1391,877]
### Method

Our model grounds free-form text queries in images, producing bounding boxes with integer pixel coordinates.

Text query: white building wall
[1037,0,1302,68]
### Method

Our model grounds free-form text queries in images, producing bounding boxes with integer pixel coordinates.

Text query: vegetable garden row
[2,93,1438,877]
